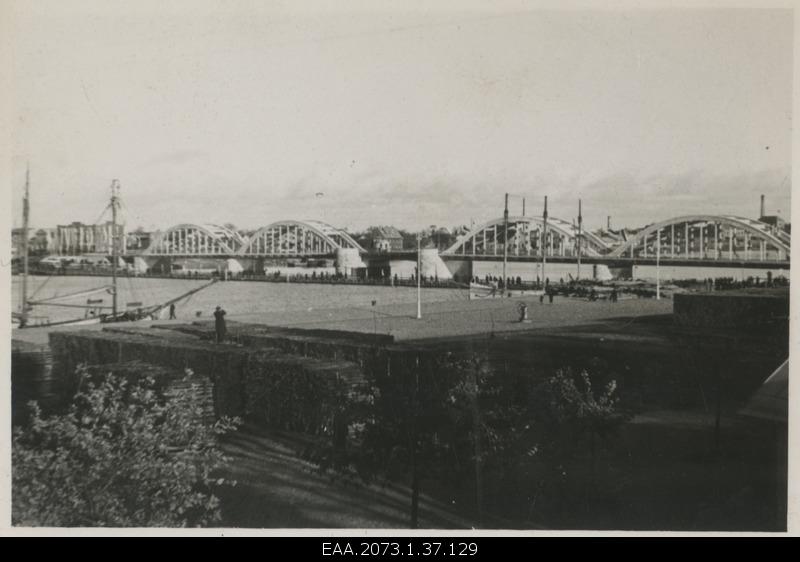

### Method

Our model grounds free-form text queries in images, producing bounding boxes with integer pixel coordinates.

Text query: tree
[12,366,241,527]
[351,352,465,527]
[544,369,627,465]
[351,350,508,528]
[525,368,628,522]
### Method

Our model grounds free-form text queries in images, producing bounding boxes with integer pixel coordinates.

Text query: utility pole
[502,193,509,293]
[542,195,548,288]
[416,233,422,319]
[110,179,120,317]
[577,198,582,281]
[20,164,30,327]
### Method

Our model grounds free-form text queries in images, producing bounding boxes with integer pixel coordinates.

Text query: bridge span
[125,213,789,282]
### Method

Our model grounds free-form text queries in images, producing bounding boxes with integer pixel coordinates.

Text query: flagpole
[502,193,508,294]
[416,233,422,319]
[577,198,582,281]
[542,196,548,289]
[656,228,661,300]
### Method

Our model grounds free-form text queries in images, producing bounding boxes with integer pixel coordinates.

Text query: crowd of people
[676,274,790,291]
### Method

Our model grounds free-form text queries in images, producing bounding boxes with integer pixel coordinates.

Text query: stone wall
[43,317,787,438]
[48,326,366,439]
[673,291,789,328]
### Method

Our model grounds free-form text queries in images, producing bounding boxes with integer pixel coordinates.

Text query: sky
[5,1,794,233]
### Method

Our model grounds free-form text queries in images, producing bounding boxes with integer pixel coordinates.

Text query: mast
[110,179,120,317]
[20,165,30,327]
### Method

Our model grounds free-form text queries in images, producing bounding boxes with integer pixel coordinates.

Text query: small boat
[469,282,544,300]
[100,278,217,324]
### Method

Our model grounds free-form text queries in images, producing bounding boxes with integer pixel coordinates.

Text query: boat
[14,174,217,328]
[468,282,544,300]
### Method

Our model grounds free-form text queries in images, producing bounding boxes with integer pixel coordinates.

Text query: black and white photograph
[2,0,795,534]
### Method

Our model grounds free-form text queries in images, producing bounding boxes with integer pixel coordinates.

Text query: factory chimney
[760,194,765,218]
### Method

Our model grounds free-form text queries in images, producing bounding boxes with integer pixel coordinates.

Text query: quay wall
[634,264,790,282]
[35,319,787,432]
[673,291,790,328]
[47,328,365,438]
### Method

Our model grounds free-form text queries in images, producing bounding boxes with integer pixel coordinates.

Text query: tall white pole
[542,196,548,288]
[416,234,422,319]
[502,193,508,294]
[656,228,661,300]
[576,198,582,281]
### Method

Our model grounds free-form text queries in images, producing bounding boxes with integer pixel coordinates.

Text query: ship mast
[20,165,30,327]
[110,179,120,317]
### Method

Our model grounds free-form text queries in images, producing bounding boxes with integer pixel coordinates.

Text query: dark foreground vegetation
[13,318,787,530]
[12,366,240,527]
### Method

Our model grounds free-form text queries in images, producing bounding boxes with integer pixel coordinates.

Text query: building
[32,228,58,254]
[126,230,152,251]
[371,226,404,252]
[759,215,789,234]
[11,227,32,259]
[55,221,126,255]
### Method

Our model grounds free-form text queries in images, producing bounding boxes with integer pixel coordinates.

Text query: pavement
[219,294,673,341]
[11,294,674,346]
[217,425,493,529]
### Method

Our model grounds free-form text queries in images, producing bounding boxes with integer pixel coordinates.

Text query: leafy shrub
[12,365,240,527]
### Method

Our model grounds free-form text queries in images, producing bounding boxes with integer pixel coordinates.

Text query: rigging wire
[89,202,111,229]
[27,274,54,301]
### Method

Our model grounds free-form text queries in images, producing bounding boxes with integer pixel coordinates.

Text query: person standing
[169,303,177,320]
[214,305,227,343]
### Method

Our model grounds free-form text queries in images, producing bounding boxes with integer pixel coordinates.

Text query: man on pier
[169,303,177,320]
[214,305,227,343]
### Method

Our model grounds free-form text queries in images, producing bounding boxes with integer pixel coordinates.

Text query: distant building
[11,227,32,259]
[371,226,404,252]
[32,228,57,253]
[594,228,624,246]
[759,215,789,234]
[126,231,151,251]
[56,221,126,255]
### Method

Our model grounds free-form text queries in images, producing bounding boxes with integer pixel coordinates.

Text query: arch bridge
[609,215,790,262]
[443,215,610,258]
[145,223,246,256]
[142,220,364,257]
[238,220,364,256]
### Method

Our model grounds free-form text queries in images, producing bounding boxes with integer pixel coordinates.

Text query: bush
[12,366,240,527]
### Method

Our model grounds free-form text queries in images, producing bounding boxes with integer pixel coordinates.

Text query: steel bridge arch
[238,219,365,256]
[145,223,245,255]
[608,215,790,260]
[443,215,609,258]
